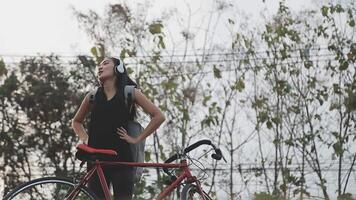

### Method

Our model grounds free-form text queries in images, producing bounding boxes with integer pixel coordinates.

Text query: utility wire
[1,166,354,177]
[1,54,346,80]
[2,54,338,67]
[0,45,345,60]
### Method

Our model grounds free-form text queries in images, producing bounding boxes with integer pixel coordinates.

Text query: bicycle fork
[157,160,207,200]
[186,176,207,200]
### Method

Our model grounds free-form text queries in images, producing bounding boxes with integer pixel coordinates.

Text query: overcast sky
[0,0,312,58]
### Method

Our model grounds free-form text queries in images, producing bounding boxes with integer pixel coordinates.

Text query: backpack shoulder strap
[124,85,136,104]
[124,85,136,112]
[89,86,135,106]
[89,87,98,105]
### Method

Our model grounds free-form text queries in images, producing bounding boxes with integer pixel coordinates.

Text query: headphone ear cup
[115,59,125,75]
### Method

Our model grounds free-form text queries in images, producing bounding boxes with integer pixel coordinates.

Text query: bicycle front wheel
[3,177,97,200]
[181,184,212,200]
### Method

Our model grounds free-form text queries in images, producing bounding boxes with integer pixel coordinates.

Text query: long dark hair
[111,57,138,120]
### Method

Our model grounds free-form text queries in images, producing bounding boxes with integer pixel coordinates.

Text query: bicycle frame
[66,159,206,200]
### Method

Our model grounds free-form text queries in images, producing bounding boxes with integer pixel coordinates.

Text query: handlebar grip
[164,140,212,164]
[163,140,212,175]
[211,148,223,160]
[211,153,222,160]
[163,153,179,175]
[163,155,176,175]
[163,139,223,175]
[183,139,212,154]
[164,154,178,164]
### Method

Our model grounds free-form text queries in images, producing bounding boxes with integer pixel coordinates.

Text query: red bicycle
[3,139,225,200]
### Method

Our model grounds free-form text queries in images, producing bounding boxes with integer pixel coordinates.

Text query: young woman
[71,57,165,199]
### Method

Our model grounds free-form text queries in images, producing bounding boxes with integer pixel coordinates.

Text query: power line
[1,56,344,80]
[2,53,337,67]
[2,162,354,175]
[1,53,348,81]
[0,46,343,60]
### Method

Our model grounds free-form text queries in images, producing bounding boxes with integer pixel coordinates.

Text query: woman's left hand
[117,127,139,144]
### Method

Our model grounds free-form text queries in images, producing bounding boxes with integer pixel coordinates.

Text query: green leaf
[258,111,268,123]
[149,22,163,34]
[254,192,273,200]
[271,117,281,125]
[158,35,165,49]
[90,46,98,57]
[162,79,177,90]
[339,60,348,71]
[289,106,300,114]
[158,144,166,161]
[120,49,126,59]
[182,110,190,121]
[333,83,341,94]
[213,65,222,79]
[252,97,266,109]
[234,79,245,92]
[0,72,19,97]
[203,95,211,106]
[304,60,313,68]
[228,18,235,25]
[314,114,321,120]
[334,4,344,13]
[329,102,340,111]
[90,44,105,63]
[338,193,354,200]
[266,24,273,33]
[126,67,134,75]
[321,6,329,17]
[127,50,137,57]
[0,58,7,76]
[266,121,273,129]
[331,131,339,138]
[332,142,343,156]
[145,151,151,162]
[345,92,356,111]
[285,138,294,146]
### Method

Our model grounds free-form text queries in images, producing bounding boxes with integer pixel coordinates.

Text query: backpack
[89,85,145,183]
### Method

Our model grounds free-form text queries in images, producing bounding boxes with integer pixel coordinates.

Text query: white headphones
[114,58,125,75]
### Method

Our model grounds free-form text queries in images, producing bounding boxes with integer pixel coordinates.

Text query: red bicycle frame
[66,159,206,200]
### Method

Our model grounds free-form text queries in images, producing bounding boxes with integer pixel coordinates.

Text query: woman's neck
[101,78,116,96]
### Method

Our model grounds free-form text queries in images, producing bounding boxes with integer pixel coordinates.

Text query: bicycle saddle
[76,144,117,155]
[76,144,118,162]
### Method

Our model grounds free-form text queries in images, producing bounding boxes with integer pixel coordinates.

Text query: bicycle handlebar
[163,139,225,176]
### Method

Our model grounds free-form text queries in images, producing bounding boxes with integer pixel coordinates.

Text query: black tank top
[88,87,133,162]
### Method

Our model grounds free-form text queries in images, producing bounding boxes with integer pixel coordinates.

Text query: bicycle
[3,139,226,200]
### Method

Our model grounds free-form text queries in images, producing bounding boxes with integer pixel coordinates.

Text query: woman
[71,57,165,199]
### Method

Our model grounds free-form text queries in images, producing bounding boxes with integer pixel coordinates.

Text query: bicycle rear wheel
[181,184,212,200]
[3,177,97,200]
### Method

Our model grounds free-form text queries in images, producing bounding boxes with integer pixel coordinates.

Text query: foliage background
[0,0,356,199]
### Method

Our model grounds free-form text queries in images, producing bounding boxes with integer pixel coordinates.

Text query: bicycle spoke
[4,177,96,200]
[181,184,211,200]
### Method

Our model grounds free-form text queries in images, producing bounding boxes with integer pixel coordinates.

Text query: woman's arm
[117,88,165,144]
[71,93,91,144]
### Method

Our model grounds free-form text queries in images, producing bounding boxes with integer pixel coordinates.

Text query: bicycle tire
[181,184,213,200]
[3,177,98,200]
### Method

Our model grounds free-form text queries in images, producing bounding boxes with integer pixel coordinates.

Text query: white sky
[0,0,312,57]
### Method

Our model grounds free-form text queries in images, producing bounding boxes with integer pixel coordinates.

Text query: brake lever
[214,148,227,163]
[80,160,86,168]
[222,154,227,163]
[217,149,227,163]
